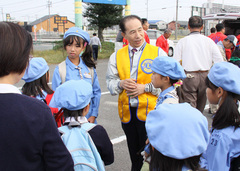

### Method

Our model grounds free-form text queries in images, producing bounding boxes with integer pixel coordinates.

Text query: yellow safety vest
[116,44,159,123]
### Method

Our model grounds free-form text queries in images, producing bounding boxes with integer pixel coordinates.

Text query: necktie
[75,66,83,79]
[131,48,137,68]
[132,48,137,55]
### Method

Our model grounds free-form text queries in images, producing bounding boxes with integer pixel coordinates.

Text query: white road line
[111,135,126,145]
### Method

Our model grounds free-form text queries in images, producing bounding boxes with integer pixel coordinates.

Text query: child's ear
[216,87,224,98]
[165,76,170,82]
[82,103,90,116]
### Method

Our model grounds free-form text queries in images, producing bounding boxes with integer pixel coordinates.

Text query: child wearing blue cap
[50,80,113,169]
[52,27,101,124]
[146,103,209,171]
[141,56,186,167]
[151,56,186,107]
[22,57,59,117]
[200,62,240,170]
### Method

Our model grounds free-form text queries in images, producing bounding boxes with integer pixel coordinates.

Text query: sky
[0,0,240,24]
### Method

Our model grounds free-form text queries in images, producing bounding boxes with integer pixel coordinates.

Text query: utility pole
[146,0,148,19]
[1,8,3,21]
[175,0,178,40]
[47,0,52,33]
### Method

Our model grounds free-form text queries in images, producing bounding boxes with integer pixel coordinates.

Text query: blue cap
[151,56,186,80]
[208,62,240,95]
[22,57,49,83]
[49,80,92,110]
[146,103,209,159]
[63,27,90,43]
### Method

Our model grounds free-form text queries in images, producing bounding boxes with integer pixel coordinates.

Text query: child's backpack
[58,122,105,171]
[58,61,94,84]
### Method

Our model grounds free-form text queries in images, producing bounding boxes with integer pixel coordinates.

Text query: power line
[0,0,35,7]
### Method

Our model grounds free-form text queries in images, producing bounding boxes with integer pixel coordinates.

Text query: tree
[83,3,123,41]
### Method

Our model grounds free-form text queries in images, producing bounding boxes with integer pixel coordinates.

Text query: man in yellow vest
[106,15,167,171]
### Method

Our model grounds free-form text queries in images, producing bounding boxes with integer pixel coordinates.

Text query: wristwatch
[145,84,150,92]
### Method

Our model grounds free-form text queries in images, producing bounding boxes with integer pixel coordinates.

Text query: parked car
[147,29,175,56]
[202,12,240,36]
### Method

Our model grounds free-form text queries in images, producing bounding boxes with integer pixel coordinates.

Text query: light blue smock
[200,126,240,171]
[52,57,101,119]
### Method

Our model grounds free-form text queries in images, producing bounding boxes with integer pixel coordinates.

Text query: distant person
[115,30,124,51]
[90,33,102,61]
[211,23,226,43]
[50,80,114,169]
[237,33,240,46]
[201,62,240,170]
[208,27,216,39]
[0,22,74,170]
[141,18,150,44]
[229,48,240,68]
[123,18,150,47]
[146,103,209,170]
[217,35,238,61]
[116,30,123,42]
[106,15,167,171]
[211,23,231,60]
[156,29,172,54]
[52,27,101,124]
[173,16,223,113]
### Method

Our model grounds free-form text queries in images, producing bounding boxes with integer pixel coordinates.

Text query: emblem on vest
[141,59,153,74]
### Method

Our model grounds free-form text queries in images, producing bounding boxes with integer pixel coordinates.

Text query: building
[203,2,240,14]
[167,21,188,31]
[29,14,75,33]
[149,20,168,31]
[202,2,240,35]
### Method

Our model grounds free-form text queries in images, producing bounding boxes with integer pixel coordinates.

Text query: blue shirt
[200,126,240,171]
[52,57,101,118]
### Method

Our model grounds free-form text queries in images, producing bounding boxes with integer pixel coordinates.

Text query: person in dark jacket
[0,22,74,171]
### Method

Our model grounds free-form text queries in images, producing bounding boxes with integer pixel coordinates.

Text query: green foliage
[33,41,115,64]
[83,4,123,41]
[98,42,114,59]
[53,40,64,50]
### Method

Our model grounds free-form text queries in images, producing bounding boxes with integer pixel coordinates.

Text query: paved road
[15,58,213,171]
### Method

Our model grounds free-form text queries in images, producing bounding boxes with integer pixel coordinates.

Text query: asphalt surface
[15,58,213,171]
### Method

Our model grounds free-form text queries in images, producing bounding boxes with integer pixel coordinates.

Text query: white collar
[64,116,89,124]
[0,84,21,94]
[128,41,145,52]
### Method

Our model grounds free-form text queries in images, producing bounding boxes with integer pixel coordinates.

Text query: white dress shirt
[173,32,223,71]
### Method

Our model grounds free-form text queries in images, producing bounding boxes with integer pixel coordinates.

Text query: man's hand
[120,78,137,91]
[126,83,145,98]
[87,116,96,123]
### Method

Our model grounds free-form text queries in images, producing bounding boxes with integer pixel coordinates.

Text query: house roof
[29,14,58,26]
[29,14,75,26]
[168,20,188,25]
[148,20,164,24]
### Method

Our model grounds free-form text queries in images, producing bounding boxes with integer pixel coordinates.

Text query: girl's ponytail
[212,92,240,130]
[82,42,96,69]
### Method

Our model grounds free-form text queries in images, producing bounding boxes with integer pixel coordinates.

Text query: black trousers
[92,45,99,61]
[121,107,147,171]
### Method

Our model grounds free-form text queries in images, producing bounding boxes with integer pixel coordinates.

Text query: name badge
[83,73,92,78]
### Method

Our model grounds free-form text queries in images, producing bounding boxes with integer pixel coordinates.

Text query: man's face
[164,32,172,39]
[122,18,144,48]
[222,27,226,34]
[224,40,234,49]
[142,21,149,31]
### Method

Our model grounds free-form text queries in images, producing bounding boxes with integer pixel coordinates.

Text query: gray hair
[164,29,172,34]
